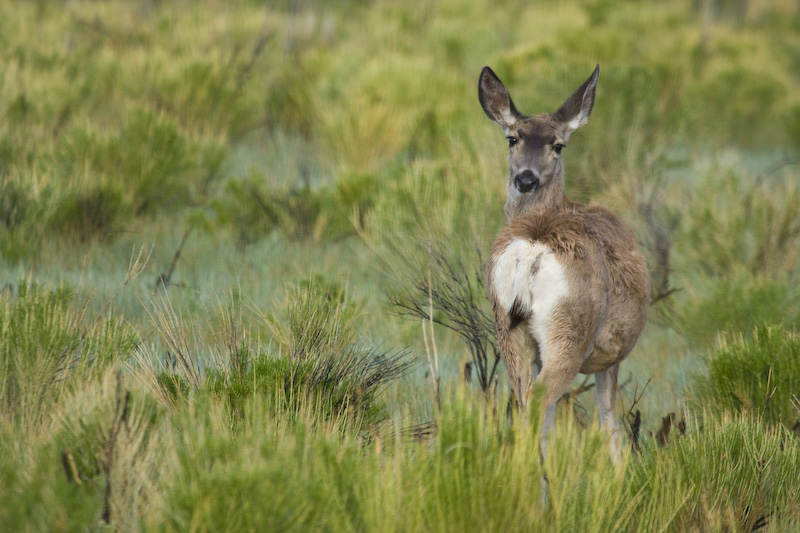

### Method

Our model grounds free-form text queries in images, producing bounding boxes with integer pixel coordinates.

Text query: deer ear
[552,65,599,140]
[479,66,521,130]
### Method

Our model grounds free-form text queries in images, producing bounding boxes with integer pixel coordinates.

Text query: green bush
[54,112,226,219]
[0,283,139,428]
[207,347,408,430]
[49,183,129,241]
[676,163,800,278]
[0,431,102,532]
[629,414,800,531]
[0,178,42,263]
[159,403,373,533]
[676,274,800,346]
[207,279,412,429]
[0,178,30,231]
[687,324,800,427]
[148,279,413,430]
[214,169,382,248]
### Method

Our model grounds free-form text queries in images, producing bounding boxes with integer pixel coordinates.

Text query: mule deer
[479,65,650,460]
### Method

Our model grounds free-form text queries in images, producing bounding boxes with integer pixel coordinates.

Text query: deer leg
[527,342,582,507]
[529,347,583,460]
[509,329,539,416]
[594,363,622,462]
[493,305,536,412]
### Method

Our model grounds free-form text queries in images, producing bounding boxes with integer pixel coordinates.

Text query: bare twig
[651,287,681,305]
[61,448,82,486]
[754,159,799,189]
[421,264,442,413]
[761,367,777,419]
[155,228,191,292]
[639,201,679,306]
[101,372,131,525]
[145,294,200,388]
[389,241,501,393]
[623,376,652,453]
[93,244,152,323]
[561,376,596,402]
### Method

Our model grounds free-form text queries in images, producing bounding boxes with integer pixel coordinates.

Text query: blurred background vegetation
[1,0,799,530]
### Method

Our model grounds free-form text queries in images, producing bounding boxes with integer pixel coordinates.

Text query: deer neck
[504,176,569,221]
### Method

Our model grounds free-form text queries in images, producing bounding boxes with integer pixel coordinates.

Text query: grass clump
[0,431,103,532]
[206,344,411,431]
[249,278,414,430]
[55,111,226,218]
[676,274,800,347]
[629,414,800,531]
[0,282,138,429]
[157,399,373,532]
[214,169,380,248]
[146,279,414,432]
[669,160,800,345]
[687,323,800,428]
[0,282,157,530]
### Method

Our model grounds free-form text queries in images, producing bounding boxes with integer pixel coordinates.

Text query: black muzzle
[514,170,540,193]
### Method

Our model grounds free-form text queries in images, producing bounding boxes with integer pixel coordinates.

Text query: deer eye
[553,143,565,155]
[506,136,518,148]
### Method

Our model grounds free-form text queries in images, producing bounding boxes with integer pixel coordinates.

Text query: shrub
[675,274,800,347]
[214,169,382,248]
[0,178,42,263]
[147,279,414,431]
[54,112,226,219]
[0,178,30,231]
[676,163,800,279]
[207,345,410,431]
[687,323,800,427]
[245,278,413,429]
[0,430,102,532]
[629,414,800,531]
[49,182,129,241]
[688,66,786,148]
[0,282,139,428]
[157,401,375,533]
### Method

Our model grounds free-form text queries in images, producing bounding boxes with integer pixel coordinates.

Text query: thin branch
[651,287,681,306]
[101,372,131,525]
[754,158,799,189]
[155,228,192,292]
[622,376,652,453]
[94,244,152,323]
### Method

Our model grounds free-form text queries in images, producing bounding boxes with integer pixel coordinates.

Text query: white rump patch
[492,239,570,362]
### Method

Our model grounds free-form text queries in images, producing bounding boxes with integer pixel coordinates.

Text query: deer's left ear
[552,65,599,141]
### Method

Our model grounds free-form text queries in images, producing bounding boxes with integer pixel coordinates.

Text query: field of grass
[1,0,800,530]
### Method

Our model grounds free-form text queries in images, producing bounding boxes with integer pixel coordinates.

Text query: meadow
[1,0,800,530]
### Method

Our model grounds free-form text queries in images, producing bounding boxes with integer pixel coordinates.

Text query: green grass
[1,0,800,530]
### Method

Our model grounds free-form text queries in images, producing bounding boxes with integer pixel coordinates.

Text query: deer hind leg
[495,316,537,413]
[594,363,622,462]
[527,334,584,460]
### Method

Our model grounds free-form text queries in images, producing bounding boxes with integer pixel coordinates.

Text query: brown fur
[479,65,649,460]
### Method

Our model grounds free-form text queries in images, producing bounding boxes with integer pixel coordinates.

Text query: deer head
[478,65,599,220]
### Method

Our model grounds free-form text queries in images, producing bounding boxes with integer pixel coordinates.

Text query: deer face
[503,115,566,196]
[479,65,599,218]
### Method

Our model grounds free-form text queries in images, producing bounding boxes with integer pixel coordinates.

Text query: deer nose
[514,170,540,193]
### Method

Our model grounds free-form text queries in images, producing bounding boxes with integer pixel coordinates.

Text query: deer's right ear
[479,66,520,130]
